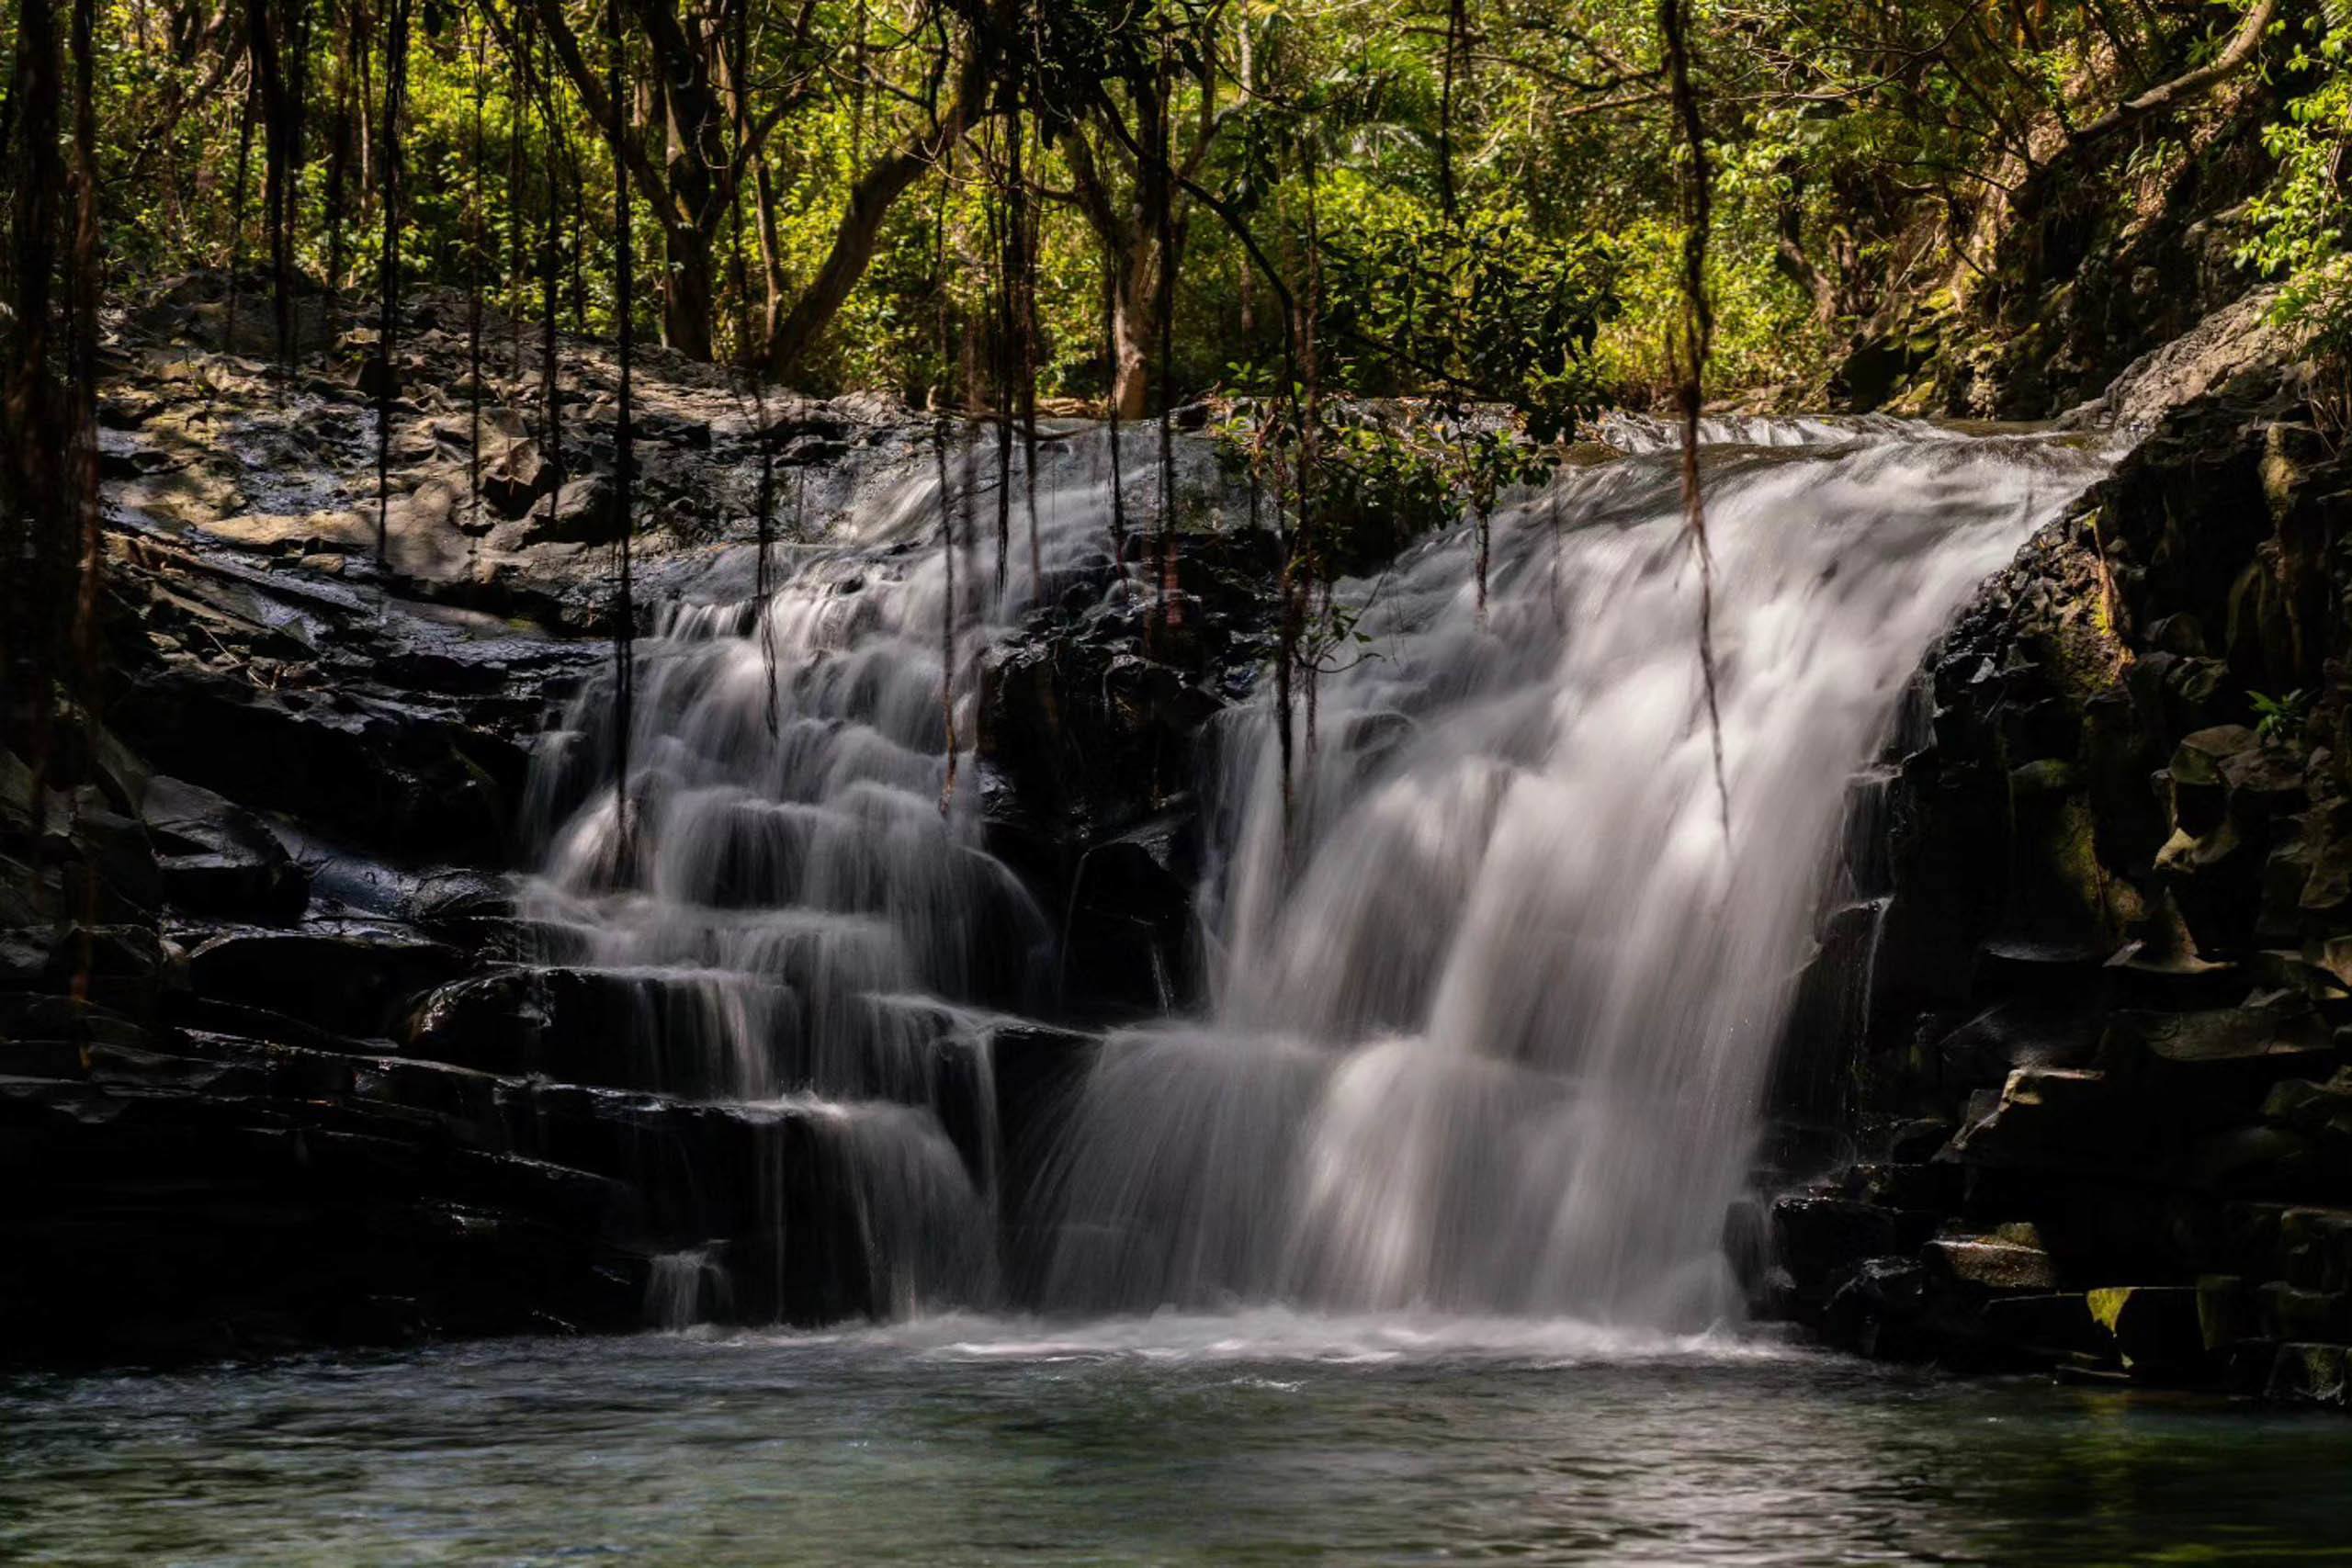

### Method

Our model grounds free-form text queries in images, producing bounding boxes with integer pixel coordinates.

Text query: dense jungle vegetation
[1,0,2348,777]
[5,0,2344,412]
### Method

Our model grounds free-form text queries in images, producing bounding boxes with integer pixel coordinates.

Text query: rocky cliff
[1767,349,2352,1405]
[5,288,930,1358]
[0,279,1272,1363]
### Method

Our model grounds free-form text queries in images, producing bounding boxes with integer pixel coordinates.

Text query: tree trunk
[763,2,1005,381]
[322,42,351,289]
[766,115,976,380]
[5,0,66,723]
[751,145,786,339]
[651,30,716,361]
[1059,118,1182,422]
[662,220,715,361]
[1109,251,1152,422]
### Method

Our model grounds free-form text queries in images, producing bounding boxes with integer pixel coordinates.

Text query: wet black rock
[188,926,467,1042]
[0,297,1153,1369]
[141,773,308,921]
[1765,357,2352,1400]
[979,527,1281,1022]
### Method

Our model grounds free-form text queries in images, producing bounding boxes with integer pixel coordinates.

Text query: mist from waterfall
[517,415,2117,1331]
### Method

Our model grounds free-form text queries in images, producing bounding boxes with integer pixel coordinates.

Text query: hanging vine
[465,15,486,531]
[931,164,960,815]
[536,43,564,541]
[508,0,530,380]
[724,0,779,735]
[989,119,1012,594]
[248,0,309,372]
[606,0,635,867]
[1149,32,1177,635]
[371,0,408,566]
[67,0,102,744]
[322,12,355,293]
[222,73,255,354]
[1299,152,1325,763]
[3,0,66,898]
[1659,0,1729,842]
[1438,0,1466,223]
[1102,251,1127,592]
[1012,79,1041,604]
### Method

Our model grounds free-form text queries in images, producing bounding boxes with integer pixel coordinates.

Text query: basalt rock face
[2,282,1277,1364]
[978,529,1280,1022]
[1768,363,2352,1404]
[0,507,904,1361]
[0,287,1074,1365]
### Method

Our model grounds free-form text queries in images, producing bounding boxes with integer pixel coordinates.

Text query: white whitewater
[1041,420,2118,1327]
[520,416,2116,1330]
[518,426,1170,1314]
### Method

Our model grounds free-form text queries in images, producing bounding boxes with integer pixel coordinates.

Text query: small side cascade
[519,427,1170,1324]
[1768,671,1939,1136]
[645,1246,732,1331]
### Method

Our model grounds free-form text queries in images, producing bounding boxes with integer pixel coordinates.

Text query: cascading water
[521,414,2117,1332]
[520,428,1148,1315]
[1039,419,2119,1327]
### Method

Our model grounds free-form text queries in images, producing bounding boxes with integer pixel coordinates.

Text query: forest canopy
[3,0,2341,423]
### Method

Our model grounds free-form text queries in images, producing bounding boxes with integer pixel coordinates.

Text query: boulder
[1978,1292,2108,1360]
[1820,1257,1928,1357]
[478,436,550,518]
[2261,1073,2352,1141]
[1058,819,1197,1021]
[39,923,178,1019]
[1945,1066,2132,1169]
[2266,1342,2352,1407]
[1770,1195,1901,1300]
[2086,1284,2206,1374]
[2258,1281,2351,1342]
[2277,1206,2352,1292]
[186,926,465,1041]
[1840,1160,1963,1213]
[1923,1224,2058,1292]
[405,964,804,1100]
[140,773,307,922]
[515,475,625,545]
[2166,726,2257,836]
[2183,1124,2324,1196]
[633,411,711,449]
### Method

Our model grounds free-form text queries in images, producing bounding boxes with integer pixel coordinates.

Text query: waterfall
[518,424,1184,1317]
[520,414,2117,1331]
[1040,421,2118,1327]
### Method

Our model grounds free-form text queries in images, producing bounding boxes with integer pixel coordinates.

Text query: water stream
[28,418,2352,1565]
[519,416,2115,1330]
[1047,422,2115,1324]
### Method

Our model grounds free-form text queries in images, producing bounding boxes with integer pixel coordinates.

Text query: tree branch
[2064,0,2278,150]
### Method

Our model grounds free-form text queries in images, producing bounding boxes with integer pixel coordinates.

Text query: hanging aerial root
[1659,0,1730,846]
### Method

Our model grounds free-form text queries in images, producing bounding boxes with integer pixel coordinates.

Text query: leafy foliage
[1316,197,1618,437]
[2239,5,2352,358]
[2253,687,2312,747]
[1214,399,1550,575]
[3,0,2336,414]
